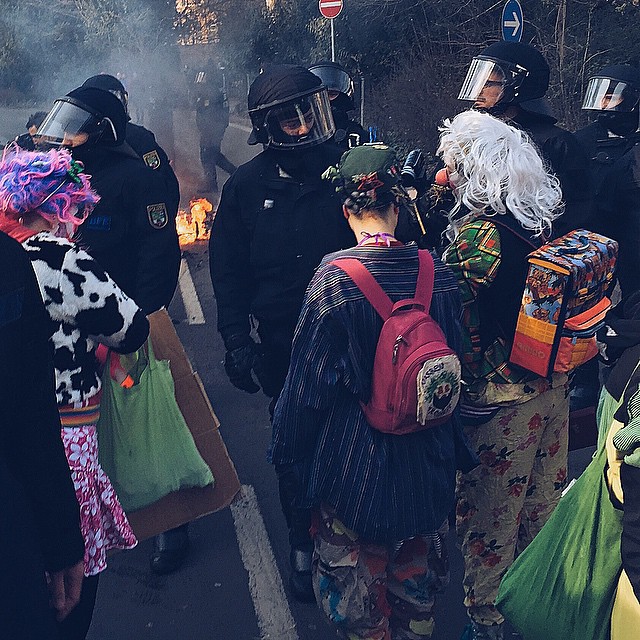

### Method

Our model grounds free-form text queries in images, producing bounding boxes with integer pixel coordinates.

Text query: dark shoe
[289,549,315,603]
[150,526,190,575]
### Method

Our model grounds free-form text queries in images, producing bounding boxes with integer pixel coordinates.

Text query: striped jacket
[270,243,471,543]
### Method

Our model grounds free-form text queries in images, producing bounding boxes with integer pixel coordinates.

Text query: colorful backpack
[331,250,461,434]
[508,229,618,378]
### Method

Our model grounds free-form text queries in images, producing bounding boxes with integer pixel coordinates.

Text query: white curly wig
[437,110,564,241]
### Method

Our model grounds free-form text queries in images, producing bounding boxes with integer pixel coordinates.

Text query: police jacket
[210,145,355,347]
[126,122,180,214]
[511,111,594,237]
[594,143,640,303]
[575,121,639,219]
[74,143,181,314]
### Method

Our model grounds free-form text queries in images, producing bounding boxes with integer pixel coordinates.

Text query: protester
[210,64,354,601]
[438,111,569,640]
[0,230,85,639]
[0,147,150,640]
[270,144,475,639]
[14,110,48,150]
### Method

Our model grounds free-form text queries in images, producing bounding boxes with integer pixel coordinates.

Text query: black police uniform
[511,110,594,237]
[210,144,354,398]
[126,122,181,215]
[75,144,181,314]
[333,112,368,150]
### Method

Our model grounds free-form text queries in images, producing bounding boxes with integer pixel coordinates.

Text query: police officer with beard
[458,41,593,236]
[37,87,183,575]
[309,61,367,150]
[209,64,354,602]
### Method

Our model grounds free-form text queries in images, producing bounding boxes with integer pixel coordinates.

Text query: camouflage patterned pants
[456,384,570,626]
[312,504,449,640]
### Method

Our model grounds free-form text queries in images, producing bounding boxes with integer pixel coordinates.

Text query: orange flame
[176,198,214,246]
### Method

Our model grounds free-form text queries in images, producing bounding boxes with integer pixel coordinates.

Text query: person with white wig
[439,110,569,640]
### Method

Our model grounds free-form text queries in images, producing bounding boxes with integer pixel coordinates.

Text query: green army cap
[323,143,407,212]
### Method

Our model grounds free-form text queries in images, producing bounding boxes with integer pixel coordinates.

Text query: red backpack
[331,250,461,435]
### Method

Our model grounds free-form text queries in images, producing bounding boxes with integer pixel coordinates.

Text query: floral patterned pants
[456,384,569,626]
[312,505,449,640]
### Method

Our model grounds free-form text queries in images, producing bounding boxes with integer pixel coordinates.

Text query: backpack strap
[330,250,435,320]
[331,258,393,319]
[481,215,539,251]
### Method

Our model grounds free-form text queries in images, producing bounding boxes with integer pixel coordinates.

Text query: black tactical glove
[224,335,263,394]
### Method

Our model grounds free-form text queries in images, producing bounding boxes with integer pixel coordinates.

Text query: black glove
[14,133,36,151]
[224,335,263,393]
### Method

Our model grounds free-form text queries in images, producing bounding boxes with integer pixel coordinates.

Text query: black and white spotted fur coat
[22,233,149,407]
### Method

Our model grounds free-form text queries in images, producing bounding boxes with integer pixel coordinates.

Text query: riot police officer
[575,64,640,303]
[81,74,180,215]
[209,64,354,602]
[37,86,180,315]
[458,41,593,235]
[308,61,367,150]
[37,87,184,575]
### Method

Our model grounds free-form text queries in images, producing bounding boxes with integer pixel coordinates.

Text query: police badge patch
[147,203,168,229]
[143,150,161,170]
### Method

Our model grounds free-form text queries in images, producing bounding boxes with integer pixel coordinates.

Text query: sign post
[319,0,344,62]
[501,0,523,42]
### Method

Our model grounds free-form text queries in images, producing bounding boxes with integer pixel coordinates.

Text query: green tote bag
[97,339,214,512]
[495,442,622,640]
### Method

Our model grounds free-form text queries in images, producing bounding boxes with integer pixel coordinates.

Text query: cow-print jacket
[22,233,149,407]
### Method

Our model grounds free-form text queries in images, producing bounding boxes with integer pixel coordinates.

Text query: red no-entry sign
[319,0,343,19]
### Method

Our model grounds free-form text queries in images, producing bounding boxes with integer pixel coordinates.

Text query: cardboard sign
[125,309,240,541]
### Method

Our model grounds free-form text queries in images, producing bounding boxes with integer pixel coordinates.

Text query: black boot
[150,524,190,575]
[289,548,315,603]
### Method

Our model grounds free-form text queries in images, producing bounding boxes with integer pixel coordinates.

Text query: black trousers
[56,574,100,640]
[200,144,237,192]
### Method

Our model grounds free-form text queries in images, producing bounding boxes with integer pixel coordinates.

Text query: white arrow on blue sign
[501,0,523,42]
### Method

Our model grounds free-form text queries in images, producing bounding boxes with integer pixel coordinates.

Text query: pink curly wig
[0,146,100,227]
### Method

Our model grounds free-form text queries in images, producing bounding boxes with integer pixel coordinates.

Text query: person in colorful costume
[271,144,475,639]
[0,147,149,640]
[439,110,569,640]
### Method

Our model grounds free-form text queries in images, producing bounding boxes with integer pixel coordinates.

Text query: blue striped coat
[270,243,469,543]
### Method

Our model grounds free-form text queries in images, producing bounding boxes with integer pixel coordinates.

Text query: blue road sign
[502,0,523,42]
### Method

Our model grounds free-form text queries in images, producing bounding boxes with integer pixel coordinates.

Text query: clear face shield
[36,100,101,148]
[458,58,508,107]
[582,77,640,112]
[264,89,335,149]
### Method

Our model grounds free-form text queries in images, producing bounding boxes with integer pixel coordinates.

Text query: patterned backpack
[508,229,618,377]
[331,250,461,434]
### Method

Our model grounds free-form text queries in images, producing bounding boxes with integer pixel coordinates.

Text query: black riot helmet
[458,42,553,118]
[247,64,335,149]
[308,61,355,112]
[37,87,127,149]
[81,74,130,118]
[582,64,640,135]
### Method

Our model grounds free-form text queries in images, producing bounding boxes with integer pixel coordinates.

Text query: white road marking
[178,258,206,325]
[230,485,299,640]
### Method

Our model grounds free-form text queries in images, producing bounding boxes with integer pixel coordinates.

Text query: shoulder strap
[331,258,393,319]
[480,215,539,250]
[330,250,435,320]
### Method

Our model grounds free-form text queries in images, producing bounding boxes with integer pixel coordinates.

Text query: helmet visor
[582,77,640,112]
[309,65,354,98]
[265,89,335,149]
[458,58,506,103]
[36,100,97,148]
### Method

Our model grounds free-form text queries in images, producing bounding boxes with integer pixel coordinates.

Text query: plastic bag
[97,339,214,512]
[495,443,622,640]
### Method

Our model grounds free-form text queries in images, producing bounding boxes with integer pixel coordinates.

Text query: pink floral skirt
[61,425,137,576]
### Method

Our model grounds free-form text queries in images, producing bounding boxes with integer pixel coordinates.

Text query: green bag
[96,339,214,512]
[495,442,623,640]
